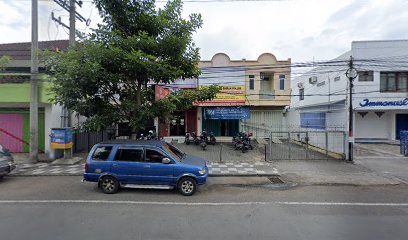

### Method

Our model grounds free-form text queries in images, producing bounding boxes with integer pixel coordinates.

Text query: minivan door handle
[112,164,118,168]
[144,165,151,168]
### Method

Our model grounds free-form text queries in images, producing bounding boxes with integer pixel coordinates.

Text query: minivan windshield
[163,143,184,161]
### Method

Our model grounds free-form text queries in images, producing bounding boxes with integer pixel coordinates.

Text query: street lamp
[346,57,357,161]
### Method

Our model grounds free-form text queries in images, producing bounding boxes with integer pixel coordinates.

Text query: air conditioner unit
[297,82,304,89]
[309,76,317,84]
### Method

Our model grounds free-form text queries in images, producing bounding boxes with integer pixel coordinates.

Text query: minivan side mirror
[162,157,172,164]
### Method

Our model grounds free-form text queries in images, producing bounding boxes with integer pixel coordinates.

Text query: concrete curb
[9,173,281,177]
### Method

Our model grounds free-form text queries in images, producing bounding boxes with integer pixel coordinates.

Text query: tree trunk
[136,79,142,108]
[130,79,143,140]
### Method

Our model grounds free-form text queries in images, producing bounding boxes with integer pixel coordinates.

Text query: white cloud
[1,0,408,63]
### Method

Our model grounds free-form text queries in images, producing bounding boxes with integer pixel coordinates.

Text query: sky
[1,0,408,63]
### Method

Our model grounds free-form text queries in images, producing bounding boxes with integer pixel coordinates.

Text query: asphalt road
[1,176,408,240]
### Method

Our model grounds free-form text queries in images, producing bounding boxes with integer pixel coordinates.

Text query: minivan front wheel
[178,177,197,196]
[100,176,119,194]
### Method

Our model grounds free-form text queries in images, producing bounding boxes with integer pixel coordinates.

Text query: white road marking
[0,200,408,207]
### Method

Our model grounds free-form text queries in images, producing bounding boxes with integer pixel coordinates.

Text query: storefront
[354,97,408,141]
[198,65,247,136]
[168,109,198,136]
[155,81,199,137]
[201,107,249,136]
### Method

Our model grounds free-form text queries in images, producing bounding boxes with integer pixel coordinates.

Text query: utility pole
[346,56,357,161]
[52,0,87,127]
[64,0,76,128]
[69,0,76,47]
[30,0,39,162]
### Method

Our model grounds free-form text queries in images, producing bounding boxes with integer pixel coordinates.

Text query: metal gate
[266,130,346,160]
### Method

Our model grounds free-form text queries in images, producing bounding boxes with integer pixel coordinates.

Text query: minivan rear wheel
[178,177,196,196]
[100,176,119,194]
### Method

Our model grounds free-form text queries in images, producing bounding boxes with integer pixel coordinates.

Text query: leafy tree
[44,0,219,131]
[0,56,11,71]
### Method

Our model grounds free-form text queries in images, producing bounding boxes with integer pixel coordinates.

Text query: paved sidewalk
[10,161,278,176]
[10,142,407,186]
[174,143,266,163]
[274,159,402,185]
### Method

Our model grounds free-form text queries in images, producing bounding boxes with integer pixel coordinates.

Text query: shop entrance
[396,114,408,139]
[202,119,239,136]
[202,107,249,136]
[170,111,186,136]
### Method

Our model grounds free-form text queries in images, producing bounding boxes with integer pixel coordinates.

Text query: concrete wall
[354,110,408,140]
[0,74,53,103]
[44,104,63,158]
[354,111,391,140]
[44,104,82,158]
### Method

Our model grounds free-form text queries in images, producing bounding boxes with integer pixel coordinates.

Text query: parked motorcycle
[185,132,199,145]
[244,132,253,150]
[138,133,145,140]
[146,130,158,140]
[232,131,245,147]
[242,132,253,152]
[200,130,208,150]
[208,131,216,145]
[233,131,253,153]
[194,132,200,145]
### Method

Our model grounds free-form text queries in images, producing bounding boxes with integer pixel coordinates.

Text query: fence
[73,129,116,153]
[242,122,347,160]
[265,130,346,160]
[72,126,156,153]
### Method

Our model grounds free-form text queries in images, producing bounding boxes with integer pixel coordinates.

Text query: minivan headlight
[199,168,206,175]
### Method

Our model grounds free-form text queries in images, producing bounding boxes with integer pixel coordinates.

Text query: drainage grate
[268,176,285,184]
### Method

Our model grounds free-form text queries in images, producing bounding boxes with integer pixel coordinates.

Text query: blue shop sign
[204,107,250,120]
[359,98,408,108]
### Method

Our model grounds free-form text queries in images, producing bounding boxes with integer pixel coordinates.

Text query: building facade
[158,52,292,138]
[289,40,408,146]
[0,40,76,155]
[242,53,291,137]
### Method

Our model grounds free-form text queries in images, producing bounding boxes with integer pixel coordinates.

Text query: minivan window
[114,148,144,162]
[163,143,183,161]
[145,149,165,163]
[92,146,113,161]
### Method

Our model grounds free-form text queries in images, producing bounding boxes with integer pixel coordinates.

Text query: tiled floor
[11,161,278,176]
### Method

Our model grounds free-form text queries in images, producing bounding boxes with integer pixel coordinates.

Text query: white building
[289,40,408,146]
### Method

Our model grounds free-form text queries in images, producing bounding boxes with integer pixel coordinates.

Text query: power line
[12,0,297,2]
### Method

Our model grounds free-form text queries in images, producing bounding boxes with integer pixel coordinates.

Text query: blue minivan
[83,140,208,196]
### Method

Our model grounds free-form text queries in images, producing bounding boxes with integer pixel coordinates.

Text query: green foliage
[44,0,218,131]
[0,56,11,71]
[154,85,221,123]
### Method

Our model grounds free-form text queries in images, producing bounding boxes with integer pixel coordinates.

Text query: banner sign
[355,98,408,110]
[198,67,246,106]
[199,102,244,106]
[199,85,245,102]
[204,107,250,120]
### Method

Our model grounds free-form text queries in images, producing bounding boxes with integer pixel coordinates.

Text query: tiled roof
[0,40,69,60]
